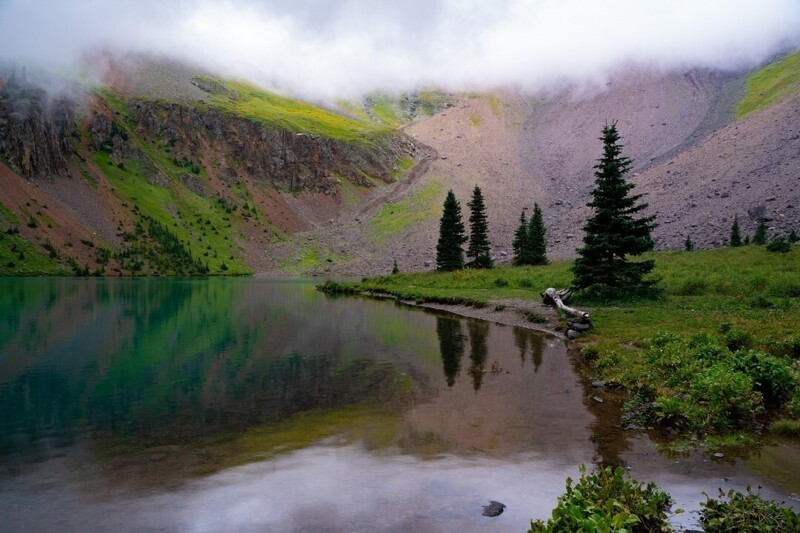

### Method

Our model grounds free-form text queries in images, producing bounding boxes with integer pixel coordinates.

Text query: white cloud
[1,0,799,98]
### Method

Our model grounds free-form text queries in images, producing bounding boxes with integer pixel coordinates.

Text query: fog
[1,0,799,98]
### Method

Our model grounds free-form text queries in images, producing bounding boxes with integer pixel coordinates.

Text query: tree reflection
[436,316,465,387]
[512,328,544,371]
[467,320,489,391]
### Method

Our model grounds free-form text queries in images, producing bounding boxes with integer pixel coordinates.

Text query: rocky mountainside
[0,63,424,276]
[1,52,798,277]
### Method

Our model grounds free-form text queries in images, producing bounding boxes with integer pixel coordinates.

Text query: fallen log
[541,288,590,320]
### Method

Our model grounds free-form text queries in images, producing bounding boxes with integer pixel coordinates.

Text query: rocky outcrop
[0,73,76,177]
[122,101,418,194]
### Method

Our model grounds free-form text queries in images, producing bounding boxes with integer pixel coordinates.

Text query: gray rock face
[0,74,76,177]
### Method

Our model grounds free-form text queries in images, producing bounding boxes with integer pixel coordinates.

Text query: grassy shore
[321,246,800,438]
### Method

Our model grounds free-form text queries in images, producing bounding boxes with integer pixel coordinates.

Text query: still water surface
[0,278,798,531]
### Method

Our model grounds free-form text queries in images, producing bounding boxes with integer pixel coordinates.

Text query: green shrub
[529,465,672,532]
[766,236,791,253]
[493,277,509,287]
[525,311,547,323]
[689,364,762,430]
[700,487,800,532]
[729,350,796,405]
[518,278,533,288]
[723,328,754,352]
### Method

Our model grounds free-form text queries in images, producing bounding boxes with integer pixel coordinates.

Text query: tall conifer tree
[730,215,743,247]
[436,190,467,271]
[528,203,548,265]
[753,219,768,245]
[466,185,493,268]
[572,123,657,295]
[512,210,530,265]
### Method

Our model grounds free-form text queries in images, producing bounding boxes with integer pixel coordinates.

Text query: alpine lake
[1,278,799,532]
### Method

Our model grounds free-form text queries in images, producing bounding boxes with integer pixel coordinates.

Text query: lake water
[1,278,798,532]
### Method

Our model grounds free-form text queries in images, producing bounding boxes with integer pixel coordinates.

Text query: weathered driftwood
[541,288,590,320]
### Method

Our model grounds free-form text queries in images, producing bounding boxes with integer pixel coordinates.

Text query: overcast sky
[1,0,799,98]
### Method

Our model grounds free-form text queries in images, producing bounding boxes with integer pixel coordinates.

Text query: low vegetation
[531,466,800,532]
[529,465,672,532]
[738,51,800,118]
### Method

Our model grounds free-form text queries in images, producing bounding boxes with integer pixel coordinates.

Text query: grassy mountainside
[738,51,800,118]
[0,70,421,276]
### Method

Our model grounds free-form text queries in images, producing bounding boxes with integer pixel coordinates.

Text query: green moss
[738,52,800,118]
[367,179,444,245]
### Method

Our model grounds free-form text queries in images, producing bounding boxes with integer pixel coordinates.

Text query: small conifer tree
[512,210,530,265]
[684,235,694,251]
[789,229,798,243]
[730,216,743,247]
[753,219,768,245]
[392,259,399,274]
[466,185,493,268]
[436,190,467,271]
[528,203,548,265]
[744,234,751,245]
[572,123,657,296]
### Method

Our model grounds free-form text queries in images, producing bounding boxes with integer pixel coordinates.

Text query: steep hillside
[0,65,422,276]
[348,56,799,273]
[1,52,798,277]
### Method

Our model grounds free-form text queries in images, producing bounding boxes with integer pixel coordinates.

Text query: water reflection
[513,327,544,371]
[1,279,799,532]
[436,316,464,387]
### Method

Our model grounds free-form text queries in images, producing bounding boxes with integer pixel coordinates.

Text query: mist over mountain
[2,0,800,99]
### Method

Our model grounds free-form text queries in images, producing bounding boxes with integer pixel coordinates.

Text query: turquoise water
[0,278,796,531]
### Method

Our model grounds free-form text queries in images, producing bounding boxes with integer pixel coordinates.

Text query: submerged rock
[481,500,506,517]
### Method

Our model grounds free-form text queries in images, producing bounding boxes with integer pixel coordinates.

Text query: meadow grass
[738,51,800,118]
[367,179,444,245]
[196,78,394,144]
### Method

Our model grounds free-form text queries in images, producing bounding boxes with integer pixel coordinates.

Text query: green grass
[93,151,249,275]
[487,94,502,118]
[391,157,414,180]
[738,51,800,118]
[367,179,444,245]
[196,78,394,144]
[0,232,69,276]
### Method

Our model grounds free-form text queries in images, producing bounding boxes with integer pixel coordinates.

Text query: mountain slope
[0,64,423,276]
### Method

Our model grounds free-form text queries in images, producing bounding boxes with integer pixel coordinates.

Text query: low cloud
[1,0,799,99]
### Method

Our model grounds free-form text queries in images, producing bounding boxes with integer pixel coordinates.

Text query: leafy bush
[729,350,796,405]
[700,487,800,532]
[518,278,533,288]
[529,465,672,532]
[689,364,762,431]
[493,277,509,287]
[723,328,754,352]
[766,236,791,253]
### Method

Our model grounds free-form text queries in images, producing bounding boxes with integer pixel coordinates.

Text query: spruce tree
[753,219,768,245]
[730,215,743,247]
[528,202,548,265]
[572,123,657,296]
[436,190,467,271]
[512,210,530,265]
[684,235,694,251]
[788,229,798,243]
[466,185,493,268]
[392,259,399,274]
